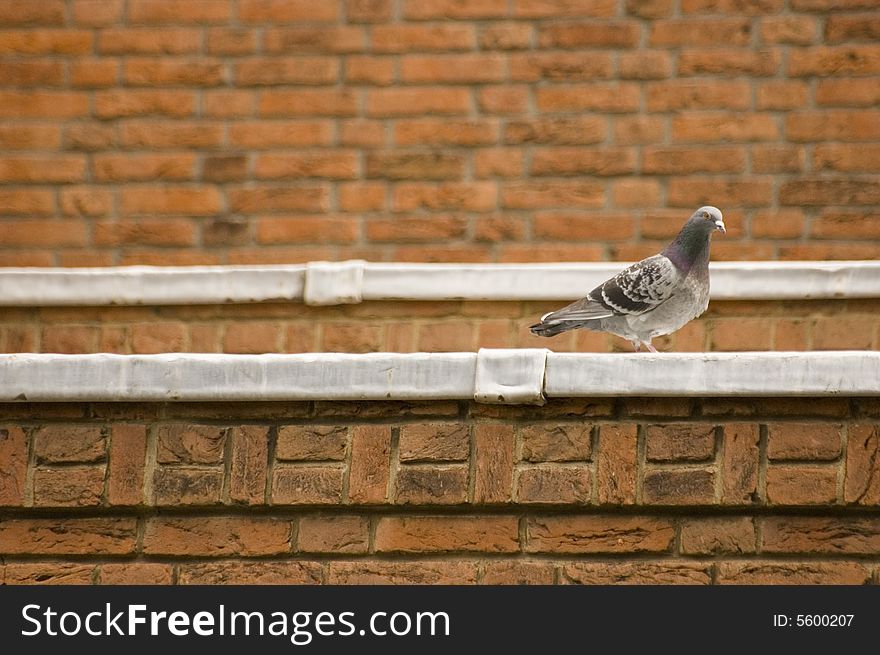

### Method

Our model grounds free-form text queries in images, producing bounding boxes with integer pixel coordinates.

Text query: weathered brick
[395,465,468,504]
[143,517,291,556]
[562,562,711,585]
[767,424,842,461]
[766,465,838,505]
[298,515,370,553]
[643,468,716,505]
[473,423,514,504]
[0,518,137,555]
[646,424,715,462]
[762,516,880,554]
[399,423,469,462]
[526,516,675,553]
[597,424,638,505]
[480,561,556,585]
[107,424,147,506]
[327,560,477,584]
[33,466,104,506]
[516,466,591,504]
[844,423,880,505]
[152,467,223,505]
[717,562,869,585]
[680,517,756,555]
[229,425,268,505]
[99,563,173,585]
[0,427,27,505]
[157,424,227,464]
[520,423,592,462]
[276,425,349,461]
[375,516,519,553]
[179,561,323,585]
[272,465,345,504]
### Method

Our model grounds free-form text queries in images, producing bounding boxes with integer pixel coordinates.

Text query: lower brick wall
[2,397,879,585]
[2,298,879,354]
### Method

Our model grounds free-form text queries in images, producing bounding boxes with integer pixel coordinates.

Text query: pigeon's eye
[702,211,709,219]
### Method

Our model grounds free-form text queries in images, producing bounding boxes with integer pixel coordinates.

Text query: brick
[180,561,323,585]
[157,424,226,464]
[0,427,27,505]
[121,121,224,149]
[131,322,185,353]
[757,81,809,110]
[4,564,95,585]
[719,423,760,504]
[679,49,779,77]
[597,424,638,505]
[99,27,200,54]
[99,563,173,585]
[404,0,507,19]
[0,0,65,24]
[328,561,477,584]
[505,117,605,145]
[514,0,616,17]
[231,185,330,214]
[375,516,519,553]
[817,79,880,107]
[0,190,54,216]
[527,516,674,553]
[121,186,221,216]
[322,323,383,352]
[789,46,880,77]
[502,181,603,209]
[372,24,474,52]
[646,81,750,111]
[618,52,672,80]
[562,562,711,585]
[367,88,470,117]
[642,468,716,505]
[239,0,337,22]
[786,111,880,142]
[826,14,880,42]
[472,423,514,504]
[537,84,640,113]
[206,28,255,55]
[672,114,777,143]
[516,466,591,504]
[510,52,613,81]
[520,423,591,462]
[760,15,817,44]
[762,517,880,554]
[346,56,394,85]
[682,0,783,12]
[222,322,282,353]
[0,124,60,150]
[402,54,504,83]
[646,424,715,462]
[480,22,532,50]
[718,562,869,585]
[258,216,360,246]
[768,424,842,461]
[766,465,838,505]
[40,325,97,353]
[226,425,268,505]
[143,517,291,556]
[395,465,468,504]
[366,152,464,180]
[0,156,86,183]
[93,154,194,182]
[0,29,93,54]
[230,122,333,149]
[347,0,392,22]
[272,465,345,504]
[680,517,756,555]
[650,18,750,46]
[399,423,469,462]
[540,22,639,48]
[622,398,693,417]
[480,561,556,585]
[128,0,230,23]
[152,468,223,505]
[0,91,89,118]
[263,27,365,53]
[33,466,104,507]
[108,424,147,506]
[532,147,636,176]
[260,90,357,117]
[643,146,745,174]
[0,60,64,86]
[751,145,805,173]
[844,423,880,505]
[34,425,105,464]
[126,58,224,86]
[276,425,349,461]
[671,178,774,208]
[298,515,369,553]
[814,144,880,173]
[0,518,137,555]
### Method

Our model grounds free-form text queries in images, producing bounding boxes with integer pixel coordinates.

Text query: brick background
[1,298,878,354]
[0,1,878,266]
[1,397,879,584]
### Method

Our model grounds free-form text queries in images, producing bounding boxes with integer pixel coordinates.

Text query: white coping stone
[1,351,877,403]
[304,260,365,306]
[544,351,880,397]
[0,261,878,306]
[474,348,549,405]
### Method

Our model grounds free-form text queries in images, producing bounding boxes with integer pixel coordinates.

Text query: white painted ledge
[0,260,877,306]
[1,351,877,404]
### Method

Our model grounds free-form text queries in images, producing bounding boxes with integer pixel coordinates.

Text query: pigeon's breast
[626,274,709,339]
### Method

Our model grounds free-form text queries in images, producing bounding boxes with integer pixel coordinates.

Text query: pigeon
[530,206,726,352]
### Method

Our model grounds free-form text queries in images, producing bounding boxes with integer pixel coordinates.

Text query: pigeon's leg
[643,340,658,353]
[629,339,641,352]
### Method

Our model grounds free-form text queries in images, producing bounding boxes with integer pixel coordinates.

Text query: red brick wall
[1,1,878,266]
[2,397,879,584]
[3,298,878,354]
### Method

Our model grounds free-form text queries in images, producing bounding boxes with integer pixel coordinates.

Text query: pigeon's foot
[643,341,658,353]
[630,339,641,352]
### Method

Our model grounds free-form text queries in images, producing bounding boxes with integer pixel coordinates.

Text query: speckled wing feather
[541,255,681,323]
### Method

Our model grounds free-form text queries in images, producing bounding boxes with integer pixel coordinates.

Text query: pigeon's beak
[714,219,726,235]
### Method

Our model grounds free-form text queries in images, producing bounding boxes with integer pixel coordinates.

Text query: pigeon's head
[691,206,725,235]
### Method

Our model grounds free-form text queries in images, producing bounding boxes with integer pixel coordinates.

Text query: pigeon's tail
[530,303,613,338]
[529,318,594,338]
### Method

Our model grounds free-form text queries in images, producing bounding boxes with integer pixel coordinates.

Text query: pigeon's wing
[541,255,681,323]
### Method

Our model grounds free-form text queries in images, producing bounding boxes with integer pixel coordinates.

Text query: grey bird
[530,206,726,352]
